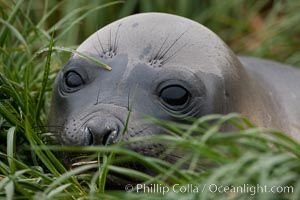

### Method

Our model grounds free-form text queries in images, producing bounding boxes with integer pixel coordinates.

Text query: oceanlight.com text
[125,183,293,196]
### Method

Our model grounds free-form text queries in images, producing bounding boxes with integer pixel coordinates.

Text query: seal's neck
[225,61,286,133]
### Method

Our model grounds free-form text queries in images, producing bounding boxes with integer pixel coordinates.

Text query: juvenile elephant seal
[49,13,300,184]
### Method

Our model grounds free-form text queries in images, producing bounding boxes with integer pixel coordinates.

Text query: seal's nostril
[102,126,119,145]
[84,126,94,145]
[84,123,119,146]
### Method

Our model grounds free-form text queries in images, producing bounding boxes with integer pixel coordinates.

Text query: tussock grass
[0,0,299,199]
[1,113,300,199]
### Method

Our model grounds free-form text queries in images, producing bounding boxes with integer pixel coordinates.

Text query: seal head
[49,13,300,186]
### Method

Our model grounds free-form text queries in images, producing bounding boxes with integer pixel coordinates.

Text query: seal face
[49,13,300,185]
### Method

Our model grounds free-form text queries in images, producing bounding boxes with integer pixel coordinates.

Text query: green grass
[0,0,300,199]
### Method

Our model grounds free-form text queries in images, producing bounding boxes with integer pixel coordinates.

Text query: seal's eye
[65,71,83,88]
[159,85,190,107]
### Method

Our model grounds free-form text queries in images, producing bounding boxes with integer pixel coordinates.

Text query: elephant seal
[49,13,300,186]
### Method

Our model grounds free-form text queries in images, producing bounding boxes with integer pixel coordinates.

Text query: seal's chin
[70,159,154,189]
[71,160,131,188]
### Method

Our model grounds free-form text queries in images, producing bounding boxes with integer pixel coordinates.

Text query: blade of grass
[0,152,53,184]
[47,4,100,33]
[98,154,108,193]
[54,1,124,43]
[1,169,30,199]
[37,46,112,71]
[24,117,60,176]
[4,181,14,200]
[47,183,72,199]
[44,164,97,195]
[0,103,20,126]
[0,18,30,54]
[37,0,66,28]
[35,31,54,123]
[0,0,23,46]
[0,73,25,112]
[7,127,16,173]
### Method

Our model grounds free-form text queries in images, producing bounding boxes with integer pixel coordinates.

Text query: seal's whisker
[159,30,187,59]
[108,29,112,51]
[113,24,121,53]
[162,44,187,65]
[152,35,169,61]
[92,43,103,59]
[96,31,105,53]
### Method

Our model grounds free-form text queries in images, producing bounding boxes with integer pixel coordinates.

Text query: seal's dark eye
[160,85,190,106]
[65,71,83,88]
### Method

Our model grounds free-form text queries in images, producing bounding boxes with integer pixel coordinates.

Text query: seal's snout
[83,117,122,146]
